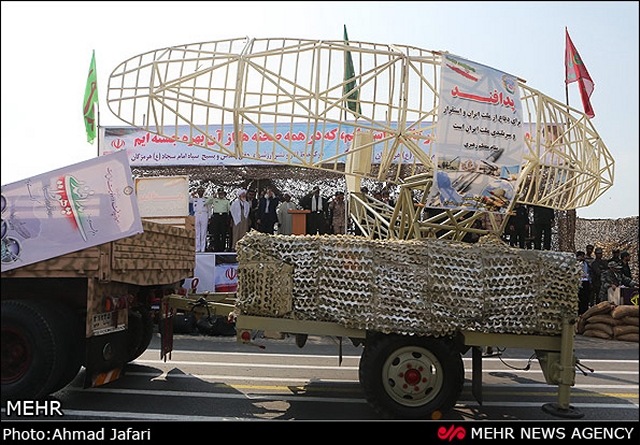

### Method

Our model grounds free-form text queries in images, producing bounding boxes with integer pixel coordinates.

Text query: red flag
[565,28,595,118]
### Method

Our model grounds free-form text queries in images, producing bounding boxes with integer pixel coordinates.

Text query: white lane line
[125,370,640,388]
[132,359,640,376]
[146,350,638,365]
[61,386,640,406]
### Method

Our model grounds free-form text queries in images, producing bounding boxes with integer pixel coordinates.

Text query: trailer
[106,36,615,419]
[164,231,587,419]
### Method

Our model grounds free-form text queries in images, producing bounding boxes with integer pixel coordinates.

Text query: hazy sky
[2,1,638,219]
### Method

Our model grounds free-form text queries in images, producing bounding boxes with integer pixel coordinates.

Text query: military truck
[1,153,195,402]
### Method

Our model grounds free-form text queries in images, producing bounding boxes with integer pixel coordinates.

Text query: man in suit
[246,189,259,231]
[257,187,280,234]
[301,186,329,235]
[532,205,555,250]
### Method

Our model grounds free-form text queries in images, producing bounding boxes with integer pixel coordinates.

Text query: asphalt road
[2,330,637,424]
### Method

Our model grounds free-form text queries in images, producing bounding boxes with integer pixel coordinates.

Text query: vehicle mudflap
[159,296,175,361]
[83,330,129,388]
[85,367,125,388]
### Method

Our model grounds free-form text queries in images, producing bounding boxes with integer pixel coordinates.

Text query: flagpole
[564,27,571,113]
[95,49,100,158]
[96,103,100,158]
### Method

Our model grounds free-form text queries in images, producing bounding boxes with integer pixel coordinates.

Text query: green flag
[83,50,98,144]
[343,25,361,115]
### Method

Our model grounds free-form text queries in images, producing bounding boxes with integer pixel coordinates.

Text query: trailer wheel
[127,306,154,362]
[359,333,464,420]
[1,300,66,401]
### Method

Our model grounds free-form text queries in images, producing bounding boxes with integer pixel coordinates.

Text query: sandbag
[584,322,613,336]
[582,329,611,339]
[620,316,639,326]
[586,314,620,325]
[612,305,639,319]
[582,301,612,319]
[616,333,639,343]
[577,315,587,334]
[613,325,639,337]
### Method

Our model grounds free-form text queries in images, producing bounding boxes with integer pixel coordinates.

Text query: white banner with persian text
[1,151,142,272]
[427,54,525,214]
[99,123,433,167]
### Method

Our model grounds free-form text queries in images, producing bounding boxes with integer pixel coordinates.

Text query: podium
[620,287,639,306]
[288,209,310,235]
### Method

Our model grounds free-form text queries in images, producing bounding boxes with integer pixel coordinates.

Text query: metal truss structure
[107,37,614,240]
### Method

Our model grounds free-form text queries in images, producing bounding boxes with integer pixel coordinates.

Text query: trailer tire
[359,333,464,420]
[1,300,67,401]
[127,306,154,362]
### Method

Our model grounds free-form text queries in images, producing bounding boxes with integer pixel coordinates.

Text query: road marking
[65,386,368,402]
[132,358,640,376]
[135,359,360,370]
[62,381,638,403]
[145,349,637,365]
[63,385,639,404]
[125,370,640,388]
[3,400,636,422]
[11,387,636,424]
[1,408,246,422]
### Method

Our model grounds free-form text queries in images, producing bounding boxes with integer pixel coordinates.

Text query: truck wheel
[47,307,84,393]
[1,300,66,401]
[127,306,154,362]
[359,333,464,420]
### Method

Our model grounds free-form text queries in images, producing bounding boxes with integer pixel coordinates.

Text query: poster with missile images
[1,150,143,272]
[427,54,525,214]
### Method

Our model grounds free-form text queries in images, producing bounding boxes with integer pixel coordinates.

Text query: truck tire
[1,299,69,401]
[47,307,84,394]
[358,333,464,420]
[127,306,154,362]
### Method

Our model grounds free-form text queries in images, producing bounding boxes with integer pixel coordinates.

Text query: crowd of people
[190,186,571,253]
[189,184,363,253]
[502,203,556,250]
[576,246,637,315]
[478,205,638,312]
[190,188,638,315]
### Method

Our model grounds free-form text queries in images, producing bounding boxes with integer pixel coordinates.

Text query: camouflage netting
[573,216,639,283]
[236,232,580,337]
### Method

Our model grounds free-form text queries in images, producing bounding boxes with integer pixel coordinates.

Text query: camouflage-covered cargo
[236,231,581,337]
